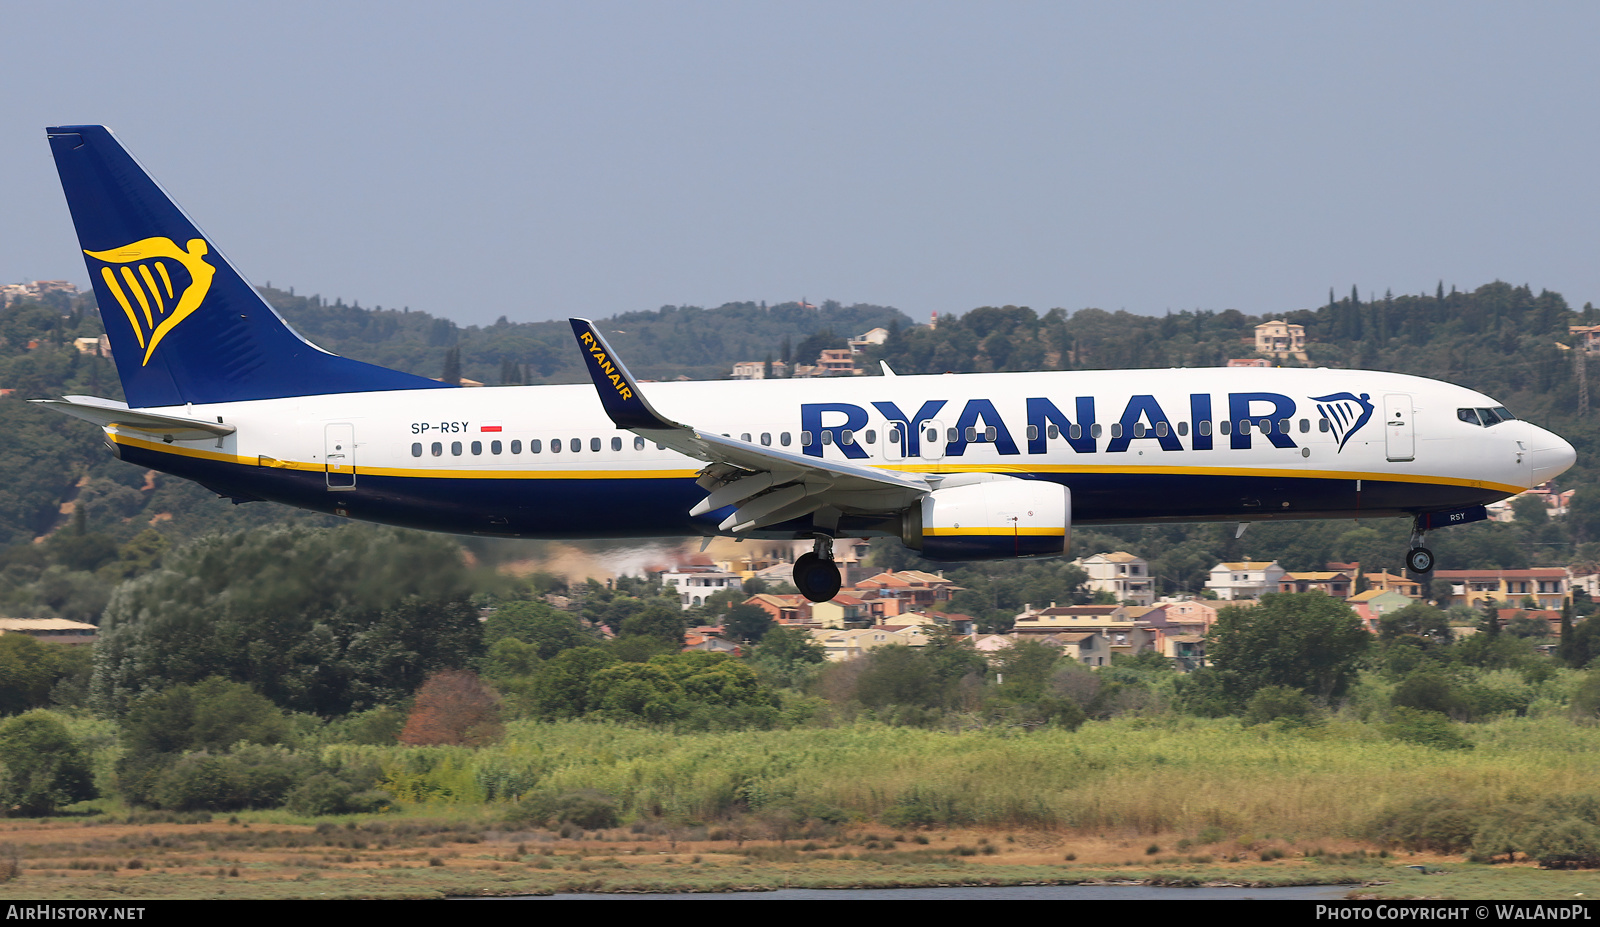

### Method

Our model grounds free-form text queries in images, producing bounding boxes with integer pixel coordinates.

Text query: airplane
[35,125,1577,603]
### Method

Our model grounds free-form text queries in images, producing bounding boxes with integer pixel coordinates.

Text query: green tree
[748,626,826,689]
[92,524,482,716]
[0,635,60,715]
[1207,592,1369,706]
[122,677,289,756]
[530,646,619,719]
[720,602,775,644]
[482,600,592,658]
[991,639,1061,701]
[0,710,95,815]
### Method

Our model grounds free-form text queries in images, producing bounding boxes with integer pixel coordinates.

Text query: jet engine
[901,477,1069,561]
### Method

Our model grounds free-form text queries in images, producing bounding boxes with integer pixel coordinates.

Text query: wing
[568,319,930,535]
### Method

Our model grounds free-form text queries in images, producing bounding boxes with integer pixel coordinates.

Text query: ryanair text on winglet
[579,331,634,402]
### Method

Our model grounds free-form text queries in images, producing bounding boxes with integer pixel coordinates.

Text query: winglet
[568,319,680,430]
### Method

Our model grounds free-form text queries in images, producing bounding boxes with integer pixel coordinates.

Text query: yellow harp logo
[84,237,216,366]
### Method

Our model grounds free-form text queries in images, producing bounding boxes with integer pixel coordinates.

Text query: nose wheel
[794,535,842,603]
[1406,518,1434,575]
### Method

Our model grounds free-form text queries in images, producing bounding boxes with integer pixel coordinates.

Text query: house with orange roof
[743,593,812,624]
[1433,568,1570,610]
[812,593,868,629]
[851,570,962,612]
[1362,571,1424,598]
[1277,571,1353,598]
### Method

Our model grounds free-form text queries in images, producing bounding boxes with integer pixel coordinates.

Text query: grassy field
[364,715,1600,837]
[0,813,1594,900]
[4,715,1597,899]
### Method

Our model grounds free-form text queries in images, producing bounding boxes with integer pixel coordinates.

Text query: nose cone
[1527,424,1576,487]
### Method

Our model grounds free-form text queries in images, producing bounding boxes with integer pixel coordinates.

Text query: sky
[3,1,1599,329]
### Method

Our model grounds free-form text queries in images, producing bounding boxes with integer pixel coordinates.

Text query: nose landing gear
[1406,517,1434,575]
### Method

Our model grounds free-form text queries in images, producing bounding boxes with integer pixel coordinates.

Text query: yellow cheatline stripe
[107,433,1521,494]
[119,266,153,328]
[926,527,1065,536]
[108,433,699,480]
[877,461,1522,495]
[100,268,145,350]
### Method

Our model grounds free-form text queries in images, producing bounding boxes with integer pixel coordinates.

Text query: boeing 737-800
[35,125,1577,602]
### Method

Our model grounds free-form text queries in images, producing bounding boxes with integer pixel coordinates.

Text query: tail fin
[46,125,451,408]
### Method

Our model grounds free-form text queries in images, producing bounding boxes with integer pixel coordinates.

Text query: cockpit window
[1458,406,1518,427]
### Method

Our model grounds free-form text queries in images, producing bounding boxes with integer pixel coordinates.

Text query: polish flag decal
[480,422,503,432]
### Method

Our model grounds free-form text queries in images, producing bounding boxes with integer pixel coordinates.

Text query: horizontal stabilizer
[33,396,236,442]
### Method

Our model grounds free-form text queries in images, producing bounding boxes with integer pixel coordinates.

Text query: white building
[1205,561,1287,600]
[658,567,743,609]
[1079,551,1154,606]
[1254,320,1307,361]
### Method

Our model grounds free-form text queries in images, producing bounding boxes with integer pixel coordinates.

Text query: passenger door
[1383,394,1414,462]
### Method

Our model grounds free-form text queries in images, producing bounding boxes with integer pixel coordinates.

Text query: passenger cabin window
[411,443,423,457]
[635,436,646,450]
[590,437,601,452]
[611,437,622,451]
[512,440,523,454]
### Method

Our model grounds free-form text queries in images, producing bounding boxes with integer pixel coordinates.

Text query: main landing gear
[1407,517,1434,575]
[794,534,842,603]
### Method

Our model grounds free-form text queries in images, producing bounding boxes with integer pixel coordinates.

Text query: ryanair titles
[577,331,634,402]
[801,391,1368,459]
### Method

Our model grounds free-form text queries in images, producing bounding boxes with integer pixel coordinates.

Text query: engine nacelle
[902,478,1070,561]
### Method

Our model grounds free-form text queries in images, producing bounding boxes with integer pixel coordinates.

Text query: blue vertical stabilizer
[46,125,452,408]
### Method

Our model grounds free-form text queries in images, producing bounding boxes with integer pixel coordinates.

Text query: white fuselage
[101,365,1572,542]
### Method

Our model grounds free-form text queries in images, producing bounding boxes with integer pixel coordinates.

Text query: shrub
[284,772,389,816]
[1369,795,1482,853]
[0,711,95,815]
[1242,686,1320,727]
[1383,707,1473,750]
[148,745,313,812]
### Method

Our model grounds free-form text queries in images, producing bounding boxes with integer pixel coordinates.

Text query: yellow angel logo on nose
[83,237,216,366]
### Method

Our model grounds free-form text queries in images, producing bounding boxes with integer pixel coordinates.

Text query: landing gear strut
[1406,517,1434,575]
[794,534,842,603]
